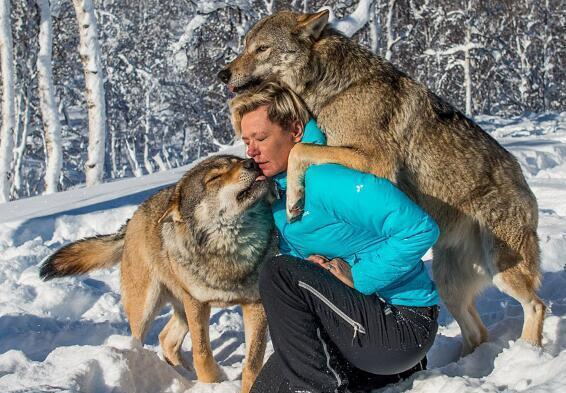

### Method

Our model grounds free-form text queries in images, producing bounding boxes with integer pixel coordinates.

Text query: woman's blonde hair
[228,81,310,136]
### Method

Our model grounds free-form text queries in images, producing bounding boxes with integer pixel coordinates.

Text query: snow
[1,113,565,392]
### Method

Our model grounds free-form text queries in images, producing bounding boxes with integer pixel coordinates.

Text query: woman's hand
[307,255,354,289]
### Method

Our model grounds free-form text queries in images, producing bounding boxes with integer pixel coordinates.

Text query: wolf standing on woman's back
[218,10,545,355]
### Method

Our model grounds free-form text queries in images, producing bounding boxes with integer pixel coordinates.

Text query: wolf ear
[158,195,183,224]
[297,10,329,40]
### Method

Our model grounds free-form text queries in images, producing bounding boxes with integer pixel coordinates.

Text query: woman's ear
[290,120,304,143]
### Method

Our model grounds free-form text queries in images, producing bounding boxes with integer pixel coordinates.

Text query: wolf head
[160,155,274,228]
[218,10,330,94]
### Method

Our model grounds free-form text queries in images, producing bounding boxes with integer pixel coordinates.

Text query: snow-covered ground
[0,113,565,392]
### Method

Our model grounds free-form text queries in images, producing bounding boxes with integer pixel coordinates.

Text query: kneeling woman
[230,82,440,393]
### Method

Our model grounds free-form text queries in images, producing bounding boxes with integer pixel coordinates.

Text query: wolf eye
[256,45,269,53]
[206,174,222,184]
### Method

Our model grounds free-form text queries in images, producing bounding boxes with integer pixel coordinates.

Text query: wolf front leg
[182,292,224,383]
[286,143,391,222]
[240,303,268,393]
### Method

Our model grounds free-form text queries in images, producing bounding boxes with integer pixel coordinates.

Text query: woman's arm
[307,164,440,295]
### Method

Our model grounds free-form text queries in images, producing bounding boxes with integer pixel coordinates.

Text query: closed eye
[206,174,223,183]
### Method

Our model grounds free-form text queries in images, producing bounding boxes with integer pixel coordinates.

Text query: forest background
[0,0,564,201]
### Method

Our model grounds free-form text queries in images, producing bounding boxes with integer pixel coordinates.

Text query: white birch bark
[329,0,375,38]
[0,0,15,202]
[37,0,63,194]
[369,1,381,54]
[263,0,274,14]
[153,152,168,172]
[0,0,16,203]
[143,137,153,174]
[110,130,118,178]
[125,139,143,177]
[385,0,397,60]
[463,19,473,116]
[542,0,551,110]
[72,0,106,186]
[12,84,31,196]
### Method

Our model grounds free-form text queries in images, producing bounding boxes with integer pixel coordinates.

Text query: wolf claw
[286,187,305,222]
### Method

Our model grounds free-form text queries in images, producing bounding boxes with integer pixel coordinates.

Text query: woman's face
[240,105,303,177]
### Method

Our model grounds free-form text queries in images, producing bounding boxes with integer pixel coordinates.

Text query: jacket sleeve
[306,164,440,295]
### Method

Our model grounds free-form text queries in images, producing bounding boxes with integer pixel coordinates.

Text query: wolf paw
[286,201,304,223]
[286,187,305,223]
[197,362,225,383]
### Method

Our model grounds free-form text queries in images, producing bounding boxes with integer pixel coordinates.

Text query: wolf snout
[218,68,231,84]
[243,158,259,171]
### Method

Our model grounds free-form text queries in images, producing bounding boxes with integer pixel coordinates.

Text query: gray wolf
[40,155,276,392]
[218,10,545,355]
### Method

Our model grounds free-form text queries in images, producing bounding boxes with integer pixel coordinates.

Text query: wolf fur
[219,10,545,355]
[40,155,276,393]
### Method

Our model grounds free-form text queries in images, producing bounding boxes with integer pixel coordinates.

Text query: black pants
[251,255,438,393]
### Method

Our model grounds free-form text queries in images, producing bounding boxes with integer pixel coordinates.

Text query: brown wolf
[40,155,276,393]
[218,10,545,355]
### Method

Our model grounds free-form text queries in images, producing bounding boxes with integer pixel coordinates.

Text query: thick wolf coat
[218,10,545,355]
[40,155,276,393]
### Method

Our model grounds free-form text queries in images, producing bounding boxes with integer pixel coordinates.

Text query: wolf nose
[218,69,231,84]
[243,159,259,171]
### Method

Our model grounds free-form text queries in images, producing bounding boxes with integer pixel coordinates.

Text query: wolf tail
[40,221,128,280]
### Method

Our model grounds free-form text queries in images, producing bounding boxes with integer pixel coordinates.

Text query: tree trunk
[12,83,31,197]
[0,0,16,203]
[464,25,472,116]
[385,0,396,60]
[37,0,63,194]
[369,2,381,54]
[72,0,106,186]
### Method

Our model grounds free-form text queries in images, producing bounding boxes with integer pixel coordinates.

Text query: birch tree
[424,1,481,116]
[37,0,62,194]
[384,0,413,61]
[0,0,16,202]
[72,0,106,186]
[328,0,375,38]
[368,1,382,54]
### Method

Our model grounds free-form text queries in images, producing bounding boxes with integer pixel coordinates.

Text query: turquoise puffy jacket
[272,120,440,307]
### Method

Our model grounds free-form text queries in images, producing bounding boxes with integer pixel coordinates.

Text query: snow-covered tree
[423,1,481,116]
[37,0,62,194]
[72,0,106,186]
[0,0,16,202]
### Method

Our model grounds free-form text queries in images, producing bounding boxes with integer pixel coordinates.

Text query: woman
[230,82,440,393]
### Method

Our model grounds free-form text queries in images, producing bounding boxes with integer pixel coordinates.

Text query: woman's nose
[246,142,259,157]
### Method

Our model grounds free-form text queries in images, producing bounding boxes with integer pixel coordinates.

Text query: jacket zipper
[298,281,366,342]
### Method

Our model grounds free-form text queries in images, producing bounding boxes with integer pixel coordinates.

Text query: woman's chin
[260,167,274,177]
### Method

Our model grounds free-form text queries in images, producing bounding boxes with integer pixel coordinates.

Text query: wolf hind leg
[121,258,165,343]
[468,302,488,344]
[124,281,165,344]
[433,241,490,356]
[491,229,545,346]
[159,299,190,369]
